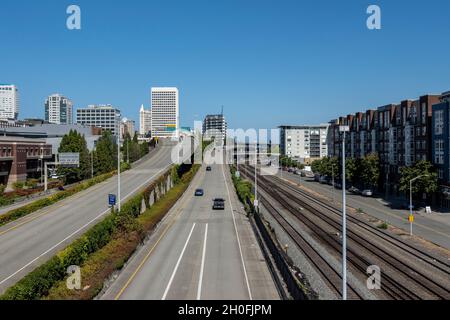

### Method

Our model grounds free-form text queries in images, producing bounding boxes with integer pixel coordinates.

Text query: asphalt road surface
[0,141,179,294]
[102,155,279,300]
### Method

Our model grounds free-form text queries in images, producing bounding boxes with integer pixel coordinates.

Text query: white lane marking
[221,164,253,300]
[197,223,208,300]
[162,223,196,300]
[0,163,172,287]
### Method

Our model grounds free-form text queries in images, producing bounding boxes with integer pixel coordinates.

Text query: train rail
[239,165,450,300]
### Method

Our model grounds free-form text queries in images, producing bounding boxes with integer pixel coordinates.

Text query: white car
[362,189,373,197]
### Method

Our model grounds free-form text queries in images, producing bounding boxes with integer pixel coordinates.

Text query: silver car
[362,189,373,197]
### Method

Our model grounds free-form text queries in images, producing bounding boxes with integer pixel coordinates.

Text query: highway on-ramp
[0,141,178,294]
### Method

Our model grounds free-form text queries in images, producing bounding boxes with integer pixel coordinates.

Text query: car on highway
[206,166,212,171]
[362,189,373,197]
[194,188,204,196]
[212,198,225,210]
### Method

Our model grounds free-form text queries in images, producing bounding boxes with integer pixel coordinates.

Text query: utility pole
[339,125,349,300]
[91,151,94,179]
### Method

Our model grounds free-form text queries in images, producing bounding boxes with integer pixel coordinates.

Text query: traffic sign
[408,214,414,223]
[59,153,80,167]
[108,194,116,206]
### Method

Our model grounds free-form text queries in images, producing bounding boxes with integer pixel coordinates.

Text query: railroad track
[240,165,450,300]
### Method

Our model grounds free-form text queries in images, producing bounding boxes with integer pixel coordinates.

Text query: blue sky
[1,0,449,131]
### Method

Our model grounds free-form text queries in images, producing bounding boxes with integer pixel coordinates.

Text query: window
[434,110,444,135]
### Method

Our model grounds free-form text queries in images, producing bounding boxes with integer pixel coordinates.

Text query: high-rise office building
[203,114,227,141]
[150,87,179,138]
[120,118,135,139]
[76,104,121,136]
[139,104,152,135]
[45,94,73,124]
[0,84,19,120]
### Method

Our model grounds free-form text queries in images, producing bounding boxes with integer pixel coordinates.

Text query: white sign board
[425,206,432,214]
[59,153,80,167]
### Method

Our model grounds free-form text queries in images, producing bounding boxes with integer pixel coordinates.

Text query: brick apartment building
[327,92,443,196]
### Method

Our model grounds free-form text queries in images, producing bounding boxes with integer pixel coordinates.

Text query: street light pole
[117,134,121,212]
[254,144,258,210]
[409,174,429,236]
[339,125,349,300]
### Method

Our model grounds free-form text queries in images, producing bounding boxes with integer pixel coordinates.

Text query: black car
[212,198,225,210]
[194,189,204,196]
[206,166,212,171]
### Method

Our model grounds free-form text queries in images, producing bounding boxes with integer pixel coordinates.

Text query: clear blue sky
[1,0,449,131]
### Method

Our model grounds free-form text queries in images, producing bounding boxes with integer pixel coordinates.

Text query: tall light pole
[339,125,349,300]
[409,174,429,236]
[91,150,94,179]
[117,133,121,212]
[254,143,258,211]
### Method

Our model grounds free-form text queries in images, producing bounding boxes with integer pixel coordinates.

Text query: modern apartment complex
[0,84,20,120]
[280,125,329,163]
[45,94,73,125]
[327,92,443,196]
[202,114,227,142]
[139,104,152,136]
[150,87,179,139]
[76,104,121,136]
[432,92,450,207]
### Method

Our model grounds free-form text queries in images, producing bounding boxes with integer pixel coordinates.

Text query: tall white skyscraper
[151,87,179,138]
[139,104,152,135]
[45,94,73,124]
[0,84,19,120]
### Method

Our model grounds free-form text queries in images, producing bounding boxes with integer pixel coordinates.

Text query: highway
[101,151,279,300]
[0,141,177,294]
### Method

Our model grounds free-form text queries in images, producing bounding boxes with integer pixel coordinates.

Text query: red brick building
[0,137,52,190]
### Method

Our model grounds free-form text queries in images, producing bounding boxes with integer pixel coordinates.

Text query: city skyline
[2,1,450,131]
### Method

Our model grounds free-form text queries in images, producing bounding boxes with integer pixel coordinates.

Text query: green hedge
[0,164,200,300]
[230,166,254,212]
[0,172,115,228]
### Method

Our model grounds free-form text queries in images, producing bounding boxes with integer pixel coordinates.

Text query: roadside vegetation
[311,154,380,189]
[230,165,254,212]
[0,164,200,300]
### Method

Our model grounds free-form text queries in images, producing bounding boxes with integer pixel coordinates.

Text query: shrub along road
[0,140,182,294]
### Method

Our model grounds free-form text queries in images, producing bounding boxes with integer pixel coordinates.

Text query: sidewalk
[278,170,450,251]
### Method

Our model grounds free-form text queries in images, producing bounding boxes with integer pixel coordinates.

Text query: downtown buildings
[150,87,179,139]
[76,104,121,136]
[280,124,329,164]
[327,90,450,205]
[139,104,152,136]
[0,84,20,120]
[203,114,227,142]
[45,94,73,125]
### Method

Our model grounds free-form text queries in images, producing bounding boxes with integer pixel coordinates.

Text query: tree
[345,158,361,185]
[58,130,91,184]
[399,160,438,197]
[94,131,118,175]
[360,153,380,188]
